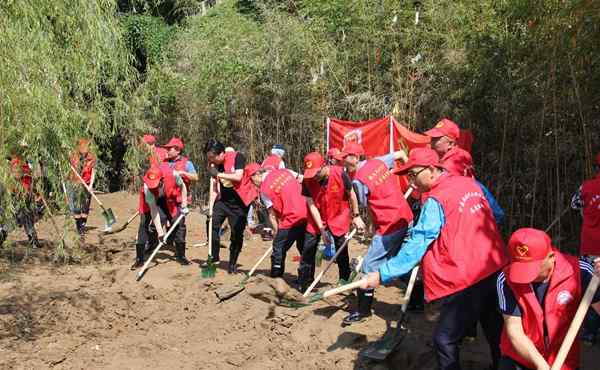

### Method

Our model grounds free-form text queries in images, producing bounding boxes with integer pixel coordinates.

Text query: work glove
[181,207,190,216]
[207,166,219,178]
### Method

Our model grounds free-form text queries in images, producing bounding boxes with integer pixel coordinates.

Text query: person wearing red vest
[205,139,259,274]
[8,153,41,248]
[68,139,96,235]
[339,142,414,325]
[142,134,167,168]
[362,147,508,370]
[425,118,475,177]
[326,147,343,166]
[570,152,600,344]
[496,228,600,370]
[301,152,365,284]
[164,137,198,202]
[248,164,310,282]
[132,165,190,269]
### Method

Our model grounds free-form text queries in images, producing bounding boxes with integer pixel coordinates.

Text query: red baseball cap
[164,137,184,150]
[303,152,325,179]
[424,118,460,141]
[506,228,553,284]
[245,162,261,177]
[341,142,365,158]
[143,166,163,189]
[327,148,342,161]
[142,134,157,145]
[392,147,442,175]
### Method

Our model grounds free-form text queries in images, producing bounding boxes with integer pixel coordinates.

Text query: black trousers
[136,202,187,259]
[433,273,503,370]
[211,200,248,261]
[271,224,305,276]
[299,232,320,286]
[15,195,38,241]
[332,233,351,281]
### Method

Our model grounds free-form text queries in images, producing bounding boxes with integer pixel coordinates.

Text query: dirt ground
[1,192,598,369]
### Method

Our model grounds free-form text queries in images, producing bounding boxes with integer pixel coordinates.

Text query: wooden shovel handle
[303,228,357,297]
[69,164,104,208]
[248,246,273,277]
[322,279,367,299]
[550,272,600,370]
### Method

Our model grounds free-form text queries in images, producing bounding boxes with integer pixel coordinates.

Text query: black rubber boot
[131,244,145,270]
[175,243,190,265]
[75,219,84,235]
[227,248,240,274]
[342,289,374,326]
[270,266,284,278]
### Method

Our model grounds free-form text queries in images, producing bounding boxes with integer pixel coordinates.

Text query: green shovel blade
[201,256,217,278]
[102,208,117,227]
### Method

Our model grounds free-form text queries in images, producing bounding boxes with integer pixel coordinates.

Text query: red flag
[327,117,392,157]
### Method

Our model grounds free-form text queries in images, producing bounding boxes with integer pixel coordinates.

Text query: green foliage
[0,0,149,255]
[122,14,176,70]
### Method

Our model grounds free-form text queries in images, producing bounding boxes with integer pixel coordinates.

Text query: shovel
[359,265,420,361]
[281,278,368,308]
[550,262,599,370]
[69,164,116,231]
[201,176,218,279]
[215,245,273,302]
[136,213,185,281]
[102,211,139,235]
[302,228,357,297]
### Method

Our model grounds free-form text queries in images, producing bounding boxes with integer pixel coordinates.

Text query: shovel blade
[201,257,217,279]
[215,285,245,301]
[359,329,407,361]
[102,208,117,227]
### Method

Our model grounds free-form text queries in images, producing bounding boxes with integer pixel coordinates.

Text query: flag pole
[326,117,331,152]
[389,115,394,153]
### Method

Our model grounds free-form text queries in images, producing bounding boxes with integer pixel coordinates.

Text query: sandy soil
[1,192,598,369]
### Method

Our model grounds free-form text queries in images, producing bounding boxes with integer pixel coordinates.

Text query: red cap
[245,162,261,177]
[392,148,441,175]
[341,142,365,158]
[595,152,600,166]
[143,167,163,189]
[506,228,553,284]
[424,118,460,141]
[303,152,325,179]
[164,137,184,150]
[142,134,157,145]
[327,147,341,158]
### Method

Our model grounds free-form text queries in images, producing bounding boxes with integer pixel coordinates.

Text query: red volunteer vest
[70,152,96,185]
[424,173,507,301]
[500,252,581,370]
[138,164,182,217]
[355,159,413,235]
[222,151,258,207]
[10,157,33,192]
[261,169,307,229]
[148,147,167,167]
[580,175,600,255]
[261,154,282,171]
[441,146,475,177]
[303,179,321,235]
[302,166,351,237]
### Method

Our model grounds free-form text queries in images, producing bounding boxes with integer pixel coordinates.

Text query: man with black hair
[204,139,258,274]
